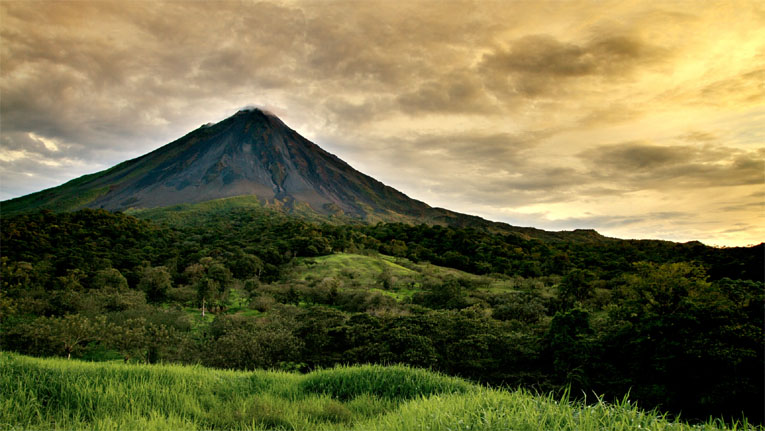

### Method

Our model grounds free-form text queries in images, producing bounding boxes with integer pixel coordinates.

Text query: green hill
[1,352,750,431]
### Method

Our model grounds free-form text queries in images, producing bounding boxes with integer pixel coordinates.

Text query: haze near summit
[1,1,763,246]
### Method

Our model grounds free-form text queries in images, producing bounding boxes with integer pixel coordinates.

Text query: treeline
[2,208,762,291]
[1,208,763,423]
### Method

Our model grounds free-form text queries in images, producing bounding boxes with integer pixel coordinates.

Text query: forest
[1,204,763,424]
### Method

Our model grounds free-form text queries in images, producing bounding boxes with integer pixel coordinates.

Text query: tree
[491,292,547,324]
[557,269,596,309]
[205,315,303,370]
[144,322,179,364]
[42,314,108,359]
[183,263,205,285]
[230,253,263,279]
[378,266,394,290]
[380,326,438,368]
[412,278,468,310]
[207,263,232,287]
[196,277,220,317]
[547,308,593,387]
[137,266,172,303]
[90,268,128,290]
[604,262,765,421]
[106,318,148,362]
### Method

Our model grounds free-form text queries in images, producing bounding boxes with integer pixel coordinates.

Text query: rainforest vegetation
[1,203,763,426]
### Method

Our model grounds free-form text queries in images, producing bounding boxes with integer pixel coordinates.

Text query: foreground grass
[0,352,755,431]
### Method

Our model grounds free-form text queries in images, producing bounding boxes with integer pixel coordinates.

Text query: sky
[1,1,763,246]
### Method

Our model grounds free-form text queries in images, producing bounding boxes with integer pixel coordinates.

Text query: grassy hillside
[288,253,520,301]
[1,353,753,431]
[293,254,417,283]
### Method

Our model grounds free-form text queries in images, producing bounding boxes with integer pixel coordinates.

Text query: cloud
[323,129,591,212]
[586,141,687,171]
[322,97,395,126]
[484,34,659,77]
[516,211,688,231]
[479,33,666,98]
[576,104,645,127]
[581,142,764,189]
[678,131,718,143]
[396,70,497,114]
[699,69,765,106]
[398,131,546,163]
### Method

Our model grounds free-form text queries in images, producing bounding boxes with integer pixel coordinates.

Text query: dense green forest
[1,205,763,425]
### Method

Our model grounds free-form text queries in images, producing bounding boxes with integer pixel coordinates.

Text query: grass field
[1,352,754,431]
[291,252,523,298]
[294,254,417,283]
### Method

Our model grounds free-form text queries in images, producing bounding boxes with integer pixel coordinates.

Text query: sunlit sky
[1,1,763,246]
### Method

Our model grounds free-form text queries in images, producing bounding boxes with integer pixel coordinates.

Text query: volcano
[2,108,610,242]
[3,108,435,220]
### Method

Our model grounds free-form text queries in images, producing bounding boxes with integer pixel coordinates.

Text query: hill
[1,352,751,431]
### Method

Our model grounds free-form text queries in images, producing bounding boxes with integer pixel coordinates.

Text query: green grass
[291,252,523,299]
[300,365,472,401]
[294,253,416,284]
[1,352,755,431]
[376,255,522,293]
